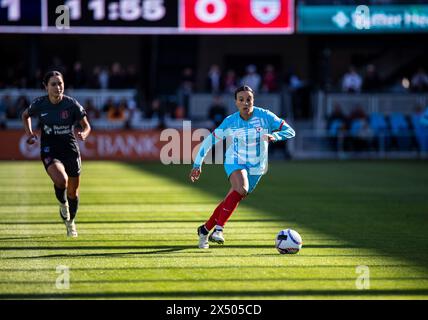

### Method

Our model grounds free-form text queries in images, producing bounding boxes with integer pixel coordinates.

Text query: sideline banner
[0,130,202,162]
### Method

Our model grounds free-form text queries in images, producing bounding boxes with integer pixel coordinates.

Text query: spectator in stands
[341,66,362,93]
[102,98,116,113]
[15,95,29,117]
[1,95,13,119]
[71,61,86,89]
[147,98,163,119]
[125,64,138,88]
[29,68,43,89]
[98,66,110,90]
[348,105,370,152]
[285,67,307,118]
[177,67,195,118]
[241,64,261,92]
[326,103,347,152]
[0,95,7,129]
[206,64,223,94]
[223,69,238,94]
[261,64,278,93]
[88,66,101,89]
[6,95,28,119]
[107,99,127,121]
[327,103,347,132]
[47,57,67,76]
[208,95,227,130]
[109,62,124,89]
[84,99,101,120]
[410,68,428,92]
[362,64,382,92]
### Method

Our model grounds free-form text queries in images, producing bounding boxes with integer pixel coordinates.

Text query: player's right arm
[21,108,37,145]
[189,118,228,183]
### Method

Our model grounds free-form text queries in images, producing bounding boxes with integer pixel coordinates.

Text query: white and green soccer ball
[275,229,303,254]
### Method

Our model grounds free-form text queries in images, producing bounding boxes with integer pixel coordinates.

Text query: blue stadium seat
[350,119,364,137]
[328,119,344,137]
[411,113,428,152]
[389,112,411,150]
[369,112,388,135]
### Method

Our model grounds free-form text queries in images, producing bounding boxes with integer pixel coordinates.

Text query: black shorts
[41,148,82,177]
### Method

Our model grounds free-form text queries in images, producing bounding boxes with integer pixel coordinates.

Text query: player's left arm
[265,110,296,142]
[77,116,91,141]
[74,99,91,141]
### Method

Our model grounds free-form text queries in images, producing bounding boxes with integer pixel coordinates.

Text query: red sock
[204,200,224,231]
[213,191,244,228]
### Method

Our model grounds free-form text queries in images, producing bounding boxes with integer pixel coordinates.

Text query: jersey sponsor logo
[250,0,281,24]
[61,110,69,119]
[44,125,53,135]
[53,125,72,135]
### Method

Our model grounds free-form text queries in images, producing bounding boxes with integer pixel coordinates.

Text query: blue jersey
[193,107,295,174]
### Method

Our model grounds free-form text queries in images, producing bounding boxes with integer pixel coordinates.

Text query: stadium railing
[0,89,137,110]
[188,93,284,120]
[314,91,428,130]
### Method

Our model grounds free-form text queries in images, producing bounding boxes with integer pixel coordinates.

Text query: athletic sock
[204,200,225,231]
[67,197,79,220]
[54,185,67,204]
[215,191,244,228]
[198,225,209,235]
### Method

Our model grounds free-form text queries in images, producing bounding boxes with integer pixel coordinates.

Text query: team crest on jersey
[60,110,69,119]
[250,0,281,24]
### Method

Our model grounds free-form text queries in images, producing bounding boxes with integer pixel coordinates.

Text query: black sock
[67,197,79,220]
[54,185,67,204]
[199,225,209,235]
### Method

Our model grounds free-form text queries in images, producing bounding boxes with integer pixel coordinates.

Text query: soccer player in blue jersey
[189,85,295,249]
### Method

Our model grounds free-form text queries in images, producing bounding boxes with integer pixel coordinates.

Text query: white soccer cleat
[65,219,78,238]
[197,226,209,249]
[209,230,225,244]
[59,202,70,221]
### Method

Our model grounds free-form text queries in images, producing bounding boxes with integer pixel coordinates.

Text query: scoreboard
[0,0,294,34]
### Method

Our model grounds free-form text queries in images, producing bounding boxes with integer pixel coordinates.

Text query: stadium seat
[328,119,344,137]
[368,113,389,152]
[411,113,428,152]
[389,112,411,150]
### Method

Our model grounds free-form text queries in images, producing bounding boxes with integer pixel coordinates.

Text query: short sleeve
[73,99,86,121]
[27,99,41,117]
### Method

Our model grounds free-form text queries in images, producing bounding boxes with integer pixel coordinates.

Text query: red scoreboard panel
[182,0,294,33]
[0,0,295,34]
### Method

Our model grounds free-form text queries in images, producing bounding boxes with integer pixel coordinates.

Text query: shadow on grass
[1,276,427,285]
[124,162,428,271]
[0,289,428,299]
[0,219,284,225]
[0,244,356,252]
[0,264,414,273]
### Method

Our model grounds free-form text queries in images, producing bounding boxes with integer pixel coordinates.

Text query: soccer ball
[275,229,303,254]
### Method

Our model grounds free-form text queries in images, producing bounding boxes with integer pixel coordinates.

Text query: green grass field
[0,160,427,299]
